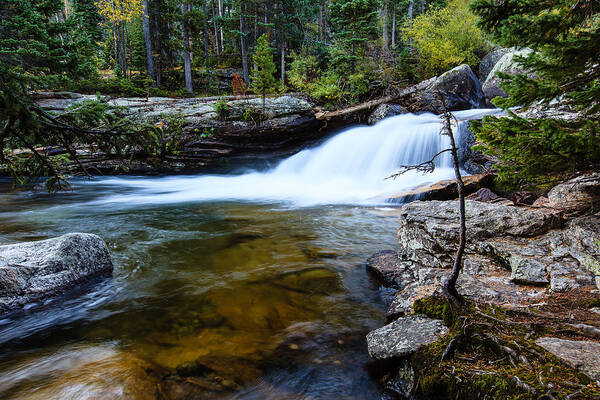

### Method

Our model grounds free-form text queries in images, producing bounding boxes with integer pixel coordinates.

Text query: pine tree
[251,33,276,108]
[470,0,600,189]
[329,0,379,58]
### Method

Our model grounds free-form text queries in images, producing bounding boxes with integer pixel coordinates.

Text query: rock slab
[536,337,600,381]
[0,233,113,315]
[367,315,449,360]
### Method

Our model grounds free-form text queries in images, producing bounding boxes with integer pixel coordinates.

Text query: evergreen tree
[251,33,276,108]
[470,0,600,189]
[329,0,379,59]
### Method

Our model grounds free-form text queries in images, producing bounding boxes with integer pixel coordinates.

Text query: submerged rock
[0,233,113,315]
[536,337,600,381]
[366,315,449,360]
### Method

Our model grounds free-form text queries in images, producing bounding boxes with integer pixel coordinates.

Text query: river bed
[0,178,400,399]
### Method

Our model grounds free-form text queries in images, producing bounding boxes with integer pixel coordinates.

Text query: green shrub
[214,98,229,121]
[402,0,489,79]
[289,52,321,92]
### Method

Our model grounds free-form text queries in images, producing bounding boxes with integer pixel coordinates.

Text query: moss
[413,296,457,328]
[589,297,600,308]
[399,295,600,400]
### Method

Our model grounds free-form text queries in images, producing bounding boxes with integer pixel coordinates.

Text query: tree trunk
[281,39,285,83]
[120,21,128,79]
[218,0,224,52]
[441,106,466,302]
[391,4,396,48]
[407,0,414,46]
[211,0,221,56]
[141,0,156,85]
[203,0,210,70]
[382,0,389,52]
[113,24,119,72]
[318,1,324,42]
[240,2,250,84]
[181,3,193,94]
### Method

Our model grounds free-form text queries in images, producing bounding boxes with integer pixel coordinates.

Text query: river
[0,110,497,399]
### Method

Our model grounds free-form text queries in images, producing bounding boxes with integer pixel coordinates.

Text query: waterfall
[83,109,501,207]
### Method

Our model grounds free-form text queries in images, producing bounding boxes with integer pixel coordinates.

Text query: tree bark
[181,3,194,94]
[120,21,128,79]
[391,4,396,48]
[240,2,250,84]
[281,39,285,83]
[203,0,210,70]
[382,0,389,52]
[318,1,324,42]
[141,0,156,85]
[441,105,466,302]
[218,0,224,52]
[211,0,221,56]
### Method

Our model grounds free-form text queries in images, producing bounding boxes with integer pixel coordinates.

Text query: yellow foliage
[95,0,143,23]
[403,0,489,79]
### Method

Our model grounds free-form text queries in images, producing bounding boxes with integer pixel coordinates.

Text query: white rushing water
[83,109,501,207]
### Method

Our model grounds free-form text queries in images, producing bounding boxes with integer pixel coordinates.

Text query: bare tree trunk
[240,2,250,84]
[382,0,389,52]
[318,1,324,42]
[281,39,285,83]
[181,3,193,94]
[218,0,224,52]
[407,0,414,46]
[141,0,155,85]
[113,24,119,72]
[391,4,396,48]
[119,21,128,79]
[441,103,466,302]
[203,0,210,70]
[211,0,221,56]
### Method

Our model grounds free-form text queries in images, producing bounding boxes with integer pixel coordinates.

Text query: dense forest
[0,0,599,190]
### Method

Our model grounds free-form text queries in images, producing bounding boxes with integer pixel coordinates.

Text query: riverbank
[365,173,600,399]
[10,62,491,178]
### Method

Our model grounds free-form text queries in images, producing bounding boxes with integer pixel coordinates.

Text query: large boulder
[0,233,113,315]
[483,48,532,103]
[368,103,407,125]
[366,315,449,360]
[547,172,600,211]
[370,198,600,316]
[398,64,485,113]
[479,48,511,82]
[397,200,562,268]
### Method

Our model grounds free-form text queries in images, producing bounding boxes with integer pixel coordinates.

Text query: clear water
[0,110,499,399]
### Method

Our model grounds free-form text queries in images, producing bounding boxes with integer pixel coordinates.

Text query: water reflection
[0,180,397,399]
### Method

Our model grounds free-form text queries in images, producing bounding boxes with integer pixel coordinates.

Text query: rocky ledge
[366,173,600,399]
[0,233,113,315]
